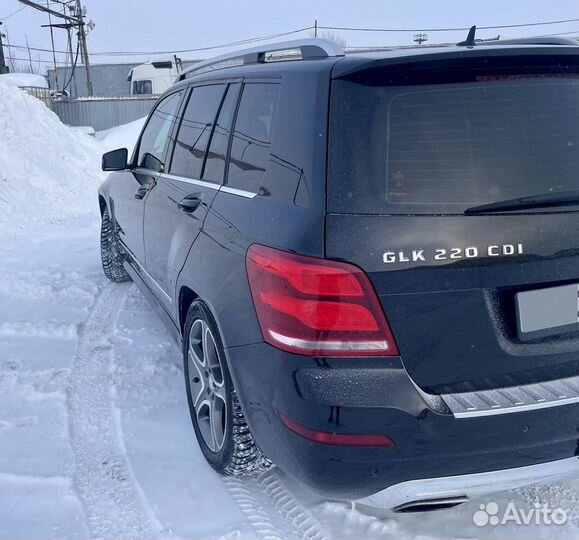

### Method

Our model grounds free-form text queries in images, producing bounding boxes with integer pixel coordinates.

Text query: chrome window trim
[220,186,258,199]
[119,240,173,306]
[159,173,220,191]
[441,374,579,418]
[158,172,257,198]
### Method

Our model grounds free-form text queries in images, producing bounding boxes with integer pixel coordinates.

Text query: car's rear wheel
[183,301,271,476]
[100,207,130,282]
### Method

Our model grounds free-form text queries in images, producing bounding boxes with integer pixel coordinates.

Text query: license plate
[516,284,579,341]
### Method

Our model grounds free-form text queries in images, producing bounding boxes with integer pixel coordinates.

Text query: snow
[0,73,49,89]
[0,84,145,234]
[0,85,578,540]
[96,116,146,154]
[0,84,104,233]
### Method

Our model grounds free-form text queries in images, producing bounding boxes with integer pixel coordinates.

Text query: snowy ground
[0,85,578,540]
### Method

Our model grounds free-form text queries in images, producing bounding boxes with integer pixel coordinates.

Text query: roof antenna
[457,25,477,47]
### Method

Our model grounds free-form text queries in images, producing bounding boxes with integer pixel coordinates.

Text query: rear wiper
[464,190,579,215]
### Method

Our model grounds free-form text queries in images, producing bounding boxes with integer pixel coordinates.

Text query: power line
[86,25,316,56]
[61,36,79,92]
[12,0,93,94]
[0,5,27,21]
[5,55,58,63]
[17,0,77,22]
[6,18,579,62]
[536,30,579,37]
[319,17,579,33]
[6,26,314,56]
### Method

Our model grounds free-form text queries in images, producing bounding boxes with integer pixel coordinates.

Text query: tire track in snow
[67,284,159,540]
[224,469,329,540]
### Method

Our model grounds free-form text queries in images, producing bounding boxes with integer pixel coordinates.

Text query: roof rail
[456,26,578,48]
[178,38,345,81]
[484,36,578,47]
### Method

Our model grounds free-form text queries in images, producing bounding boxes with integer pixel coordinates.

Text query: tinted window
[137,91,181,170]
[329,69,579,214]
[170,85,226,181]
[227,84,280,192]
[133,80,153,95]
[203,84,240,184]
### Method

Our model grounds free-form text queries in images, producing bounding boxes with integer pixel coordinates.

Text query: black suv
[99,36,579,511]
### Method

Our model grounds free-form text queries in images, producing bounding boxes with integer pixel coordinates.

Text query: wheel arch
[98,194,107,216]
[178,286,199,337]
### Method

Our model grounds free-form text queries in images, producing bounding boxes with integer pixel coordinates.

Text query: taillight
[246,244,399,356]
[280,414,395,447]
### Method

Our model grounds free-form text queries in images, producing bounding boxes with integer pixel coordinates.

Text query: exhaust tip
[393,496,469,513]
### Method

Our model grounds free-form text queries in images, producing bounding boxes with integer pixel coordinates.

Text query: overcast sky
[1,0,578,71]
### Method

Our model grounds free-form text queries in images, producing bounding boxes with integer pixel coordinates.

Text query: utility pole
[0,22,9,74]
[17,0,94,96]
[413,32,428,45]
[75,0,92,96]
[46,0,59,89]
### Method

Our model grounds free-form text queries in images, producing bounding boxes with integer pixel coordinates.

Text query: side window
[133,80,153,95]
[227,83,280,193]
[169,84,226,181]
[137,91,182,170]
[203,83,240,184]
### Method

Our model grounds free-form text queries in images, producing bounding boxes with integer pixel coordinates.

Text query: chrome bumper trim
[356,457,579,510]
[441,375,579,418]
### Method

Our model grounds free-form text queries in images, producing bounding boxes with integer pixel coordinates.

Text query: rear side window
[170,84,226,181]
[329,60,579,214]
[203,84,240,184]
[227,83,280,193]
[137,91,182,170]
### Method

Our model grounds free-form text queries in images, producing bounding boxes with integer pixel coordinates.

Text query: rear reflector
[280,414,395,447]
[246,244,399,356]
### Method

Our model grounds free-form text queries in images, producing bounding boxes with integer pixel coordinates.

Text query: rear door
[143,82,240,307]
[326,50,579,392]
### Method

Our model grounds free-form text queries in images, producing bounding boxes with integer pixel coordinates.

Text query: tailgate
[326,50,579,391]
[325,213,579,391]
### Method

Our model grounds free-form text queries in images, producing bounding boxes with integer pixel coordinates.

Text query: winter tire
[100,206,131,283]
[183,301,271,476]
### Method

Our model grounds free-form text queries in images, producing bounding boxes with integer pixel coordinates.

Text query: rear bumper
[226,342,579,501]
[358,456,579,511]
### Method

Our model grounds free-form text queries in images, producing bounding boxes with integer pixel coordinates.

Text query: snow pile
[0,85,145,234]
[0,73,48,89]
[0,83,105,232]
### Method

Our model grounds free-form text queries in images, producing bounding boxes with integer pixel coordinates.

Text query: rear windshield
[328,58,579,214]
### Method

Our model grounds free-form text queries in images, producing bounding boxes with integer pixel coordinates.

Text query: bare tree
[311,30,348,49]
[10,61,44,75]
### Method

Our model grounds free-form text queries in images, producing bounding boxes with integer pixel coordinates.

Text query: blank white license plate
[516,284,579,341]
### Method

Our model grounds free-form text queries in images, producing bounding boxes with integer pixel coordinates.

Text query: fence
[52,96,158,132]
[20,86,54,110]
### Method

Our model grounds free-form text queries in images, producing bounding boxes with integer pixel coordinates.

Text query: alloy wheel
[187,319,228,452]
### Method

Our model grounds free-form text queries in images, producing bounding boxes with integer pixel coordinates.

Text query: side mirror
[102,148,129,171]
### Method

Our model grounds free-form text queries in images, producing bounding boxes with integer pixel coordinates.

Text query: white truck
[128,57,182,95]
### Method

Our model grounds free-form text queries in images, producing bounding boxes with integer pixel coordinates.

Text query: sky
[1,0,578,72]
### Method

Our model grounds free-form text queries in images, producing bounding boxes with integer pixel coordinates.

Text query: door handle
[134,185,150,200]
[178,193,203,213]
